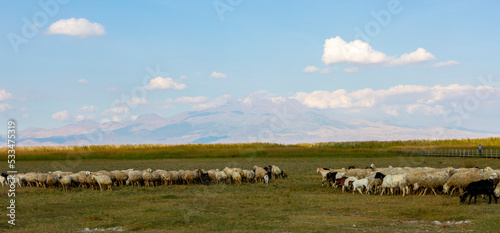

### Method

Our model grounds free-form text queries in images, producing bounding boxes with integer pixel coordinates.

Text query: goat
[460,180,498,204]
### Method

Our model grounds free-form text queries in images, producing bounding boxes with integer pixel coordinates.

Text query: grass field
[1,140,500,232]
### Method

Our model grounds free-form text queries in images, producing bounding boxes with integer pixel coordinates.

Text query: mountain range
[12,95,500,146]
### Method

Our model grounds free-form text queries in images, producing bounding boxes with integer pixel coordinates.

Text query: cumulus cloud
[321,36,437,70]
[388,48,436,66]
[322,36,389,65]
[77,79,89,84]
[75,114,85,121]
[434,60,460,67]
[303,65,320,73]
[130,97,149,105]
[0,89,13,101]
[293,84,500,117]
[79,105,97,112]
[46,18,106,37]
[144,77,187,90]
[210,72,227,79]
[52,110,70,121]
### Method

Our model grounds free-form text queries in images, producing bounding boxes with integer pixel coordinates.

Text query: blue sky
[1,0,500,132]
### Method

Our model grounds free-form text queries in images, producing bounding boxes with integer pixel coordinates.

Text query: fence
[419,149,500,158]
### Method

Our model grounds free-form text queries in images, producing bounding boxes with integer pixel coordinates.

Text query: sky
[1,0,500,133]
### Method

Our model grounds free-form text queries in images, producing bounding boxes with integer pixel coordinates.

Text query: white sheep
[316,168,332,187]
[342,177,358,193]
[91,174,112,191]
[24,172,38,187]
[413,171,451,196]
[183,170,196,185]
[263,174,269,186]
[142,169,156,187]
[378,173,408,196]
[232,171,242,186]
[271,165,282,179]
[57,174,72,192]
[112,170,128,186]
[126,170,142,187]
[46,173,58,188]
[35,173,47,188]
[254,166,267,183]
[0,175,7,187]
[443,171,482,195]
[352,178,370,194]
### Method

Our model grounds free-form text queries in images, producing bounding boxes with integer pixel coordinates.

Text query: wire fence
[419,149,500,158]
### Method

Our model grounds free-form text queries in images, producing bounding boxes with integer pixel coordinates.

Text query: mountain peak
[134,113,166,123]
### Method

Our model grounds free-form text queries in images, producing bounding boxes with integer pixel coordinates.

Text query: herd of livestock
[317,164,500,204]
[2,162,499,204]
[0,165,288,191]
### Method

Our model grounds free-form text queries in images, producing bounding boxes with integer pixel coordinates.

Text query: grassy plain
[1,139,500,232]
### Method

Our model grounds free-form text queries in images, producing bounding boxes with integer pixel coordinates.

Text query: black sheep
[460,179,498,204]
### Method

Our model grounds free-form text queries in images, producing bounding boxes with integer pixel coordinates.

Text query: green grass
[4,137,499,161]
[1,156,500,232]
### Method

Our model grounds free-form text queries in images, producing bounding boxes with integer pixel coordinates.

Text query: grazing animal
[325,172,337,187]
[232,172,242,186]
[460,180,498,204]
[375,172,408,196]
[316,168,332,187]
[352,178,370,194]
[280,170,288,179]
[263,174,269,186]
[91,175,113,191]
[271,165,282,179]
[0,173,8,187]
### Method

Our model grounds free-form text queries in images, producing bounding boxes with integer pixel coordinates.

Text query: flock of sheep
[0,165,287,191]
[317,164,500,203]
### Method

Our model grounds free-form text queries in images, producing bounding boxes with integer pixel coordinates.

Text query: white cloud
[79,105,97,112]
[52,110,70,121]
[22,113,30,119]
[130,97,149,105]
[0,103,12,112]
[293,84,500,117]
[166,96,208,104]
[193,94,231,110]
[303,65,320,73]
[77,79,89,84]
[210,71,227,79]
[388,48,436,66]
[103,105,129,116]
[344,67,359,73]
[75,114,85,121]
[321,36,437,69]
[46,18,105,37]
[0,89,13,101]
[434,60,460,67]
[322,36,389,65]
[144,77,187,90]
[102,104,134,122]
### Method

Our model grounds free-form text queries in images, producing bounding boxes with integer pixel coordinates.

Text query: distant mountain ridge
[13,95,500,146]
